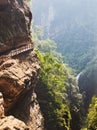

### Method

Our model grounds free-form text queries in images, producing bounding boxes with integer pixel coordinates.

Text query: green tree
[36,51,71,130]
[32,25,83,130]
[32,26,63,62]
[87,97,97,130]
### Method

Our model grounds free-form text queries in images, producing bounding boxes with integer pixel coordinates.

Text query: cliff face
[0,0,43,130]
[0,0,32,53]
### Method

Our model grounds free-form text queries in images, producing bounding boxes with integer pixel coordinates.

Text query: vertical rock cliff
[0,0,44,129]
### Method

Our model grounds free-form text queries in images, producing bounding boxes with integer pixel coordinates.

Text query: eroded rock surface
[0,0,32,54]
[0,51,39,113]
[0,0,44,130]
[0,51,43,130]
[0,92,4,118]
[0,116,29,130]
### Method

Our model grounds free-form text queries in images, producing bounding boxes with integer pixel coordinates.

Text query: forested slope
[31,0,97,129]
[32,28,83,130]
[31,0,97,72]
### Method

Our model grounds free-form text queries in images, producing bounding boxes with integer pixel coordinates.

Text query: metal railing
[0,44,34,62]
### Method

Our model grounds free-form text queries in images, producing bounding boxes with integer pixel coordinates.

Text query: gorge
[0,0,97,130]
[32,0,97,130]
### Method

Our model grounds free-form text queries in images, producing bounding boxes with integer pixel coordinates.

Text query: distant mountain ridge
[32,0,97,71]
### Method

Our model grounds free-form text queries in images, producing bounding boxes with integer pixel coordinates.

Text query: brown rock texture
[0,116,29,130]
[0,51,39,113]
[0,92,4,118]
[0,0,44,130]
[0,0,32,54]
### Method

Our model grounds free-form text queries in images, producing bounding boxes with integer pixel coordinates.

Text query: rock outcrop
[0,0,32,54]
[0,92,4,118]
[0,0,44,130]
[0,116,29,130]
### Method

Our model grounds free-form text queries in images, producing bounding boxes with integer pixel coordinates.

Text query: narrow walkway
[0,44,34,62]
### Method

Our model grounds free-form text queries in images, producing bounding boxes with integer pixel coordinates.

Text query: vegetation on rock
[32,27,83,130]
[87,97,97,130]
[31,0,97,129]
[36,51,71,130]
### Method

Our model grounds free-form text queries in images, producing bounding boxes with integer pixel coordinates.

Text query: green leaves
[26,0,31,5]
[37,51,66,92]
[32,26,63,62]
[36,51,71,130]
[33,25,82,130]
[87,97,97,130]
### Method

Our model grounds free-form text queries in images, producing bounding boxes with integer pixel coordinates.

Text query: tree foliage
[32,0,97,73]
[32,26,63,62]
[87,97,97,130]
[36,51,71,130]
[32,26,83,130]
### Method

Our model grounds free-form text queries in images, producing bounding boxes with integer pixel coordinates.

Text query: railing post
[0,44,34,61]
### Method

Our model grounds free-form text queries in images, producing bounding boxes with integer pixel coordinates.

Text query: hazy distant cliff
[32,0,97,72]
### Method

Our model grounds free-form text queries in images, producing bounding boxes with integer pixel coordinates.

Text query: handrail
[0,44,34,62]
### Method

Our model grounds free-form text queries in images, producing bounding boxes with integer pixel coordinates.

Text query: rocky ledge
[0,51,43,130]
[0,0,44,130]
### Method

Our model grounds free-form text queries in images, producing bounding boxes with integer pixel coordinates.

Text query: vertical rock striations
[0,0,44,130]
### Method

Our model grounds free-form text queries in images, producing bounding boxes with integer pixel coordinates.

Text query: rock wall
[0,0,44,130]
[0,0,32,54]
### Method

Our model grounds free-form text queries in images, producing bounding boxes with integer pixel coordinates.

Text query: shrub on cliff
[36,51,71,130]
[87,96,97,130]
[32,26,83,130]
